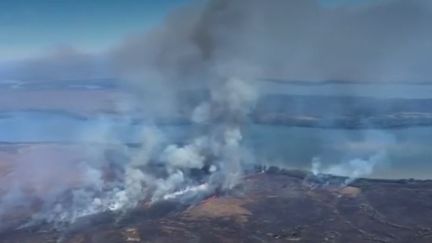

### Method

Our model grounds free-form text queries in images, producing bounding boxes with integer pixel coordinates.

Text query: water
[1,111,431,179]
[258,81,432,99]
[245,125,432,179]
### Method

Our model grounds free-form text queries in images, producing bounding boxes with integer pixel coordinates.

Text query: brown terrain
[1,168,432,243]
[0,90,123,116]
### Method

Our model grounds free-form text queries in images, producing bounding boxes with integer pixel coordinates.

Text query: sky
[2,0,430,83]
[0,0,190,61]
[0,0,376,62]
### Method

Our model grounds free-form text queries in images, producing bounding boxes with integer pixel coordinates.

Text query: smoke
[311,151,388,185]
[1,0,260,229]
[0,145,109,230]
[161,143,205,169]
[310,130,396,185]
[1,46,111,82]
[110,0,432,85]
[2,0,432,84]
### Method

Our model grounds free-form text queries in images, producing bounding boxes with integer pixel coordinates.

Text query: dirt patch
[184,197,252,223]
[122,228,141,242]
[338,186,361,198]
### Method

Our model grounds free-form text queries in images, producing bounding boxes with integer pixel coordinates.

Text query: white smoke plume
[0,0,260,230]
[311,151,388,185]
[311,130,396,185]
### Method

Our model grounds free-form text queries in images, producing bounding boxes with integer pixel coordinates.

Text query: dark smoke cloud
[112,0,432,85]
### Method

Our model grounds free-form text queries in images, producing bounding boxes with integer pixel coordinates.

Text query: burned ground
[1,169,432,243]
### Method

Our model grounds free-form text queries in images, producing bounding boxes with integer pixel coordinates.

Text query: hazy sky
[0,0,189,61]
[0,0,375,62]
[4,0,429,84]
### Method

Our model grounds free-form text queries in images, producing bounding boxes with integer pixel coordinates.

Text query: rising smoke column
[109,0,262,196]
[106,0,262,203]
[310,130,396,185]
[16,0,261,227]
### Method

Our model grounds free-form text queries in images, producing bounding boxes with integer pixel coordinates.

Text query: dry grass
[338,186,362,198]
[185,197,252,224]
